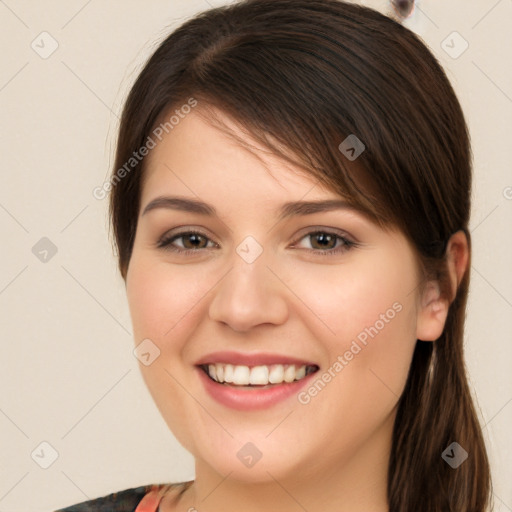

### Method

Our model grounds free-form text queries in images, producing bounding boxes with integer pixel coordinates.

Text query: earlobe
[415,230,469,342]
[416,281,449,342]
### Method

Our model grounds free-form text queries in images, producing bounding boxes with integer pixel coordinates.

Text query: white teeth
[249,365,269,385]
[295,365,306,380]
[224,364,234,383]
[283,365,296,383]
[205,363,314,386]
[269,364,284,383]
[233,365,250,385]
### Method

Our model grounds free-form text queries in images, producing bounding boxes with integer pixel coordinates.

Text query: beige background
[0,1,510,511]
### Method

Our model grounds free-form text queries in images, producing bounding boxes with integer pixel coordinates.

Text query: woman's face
[125,107,430,484]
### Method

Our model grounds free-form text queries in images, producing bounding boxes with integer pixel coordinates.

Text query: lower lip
[196,366,318,411]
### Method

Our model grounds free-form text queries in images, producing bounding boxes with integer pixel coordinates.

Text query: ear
[416,231,469,342]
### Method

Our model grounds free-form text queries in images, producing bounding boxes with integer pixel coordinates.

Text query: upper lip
[194,351,318,367]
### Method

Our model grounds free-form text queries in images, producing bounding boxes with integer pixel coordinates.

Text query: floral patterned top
[54,481,193,512]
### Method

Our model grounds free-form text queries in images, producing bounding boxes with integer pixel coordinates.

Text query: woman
[56,0,492,510]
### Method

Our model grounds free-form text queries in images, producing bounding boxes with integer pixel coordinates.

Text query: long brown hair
[108,1,492,509]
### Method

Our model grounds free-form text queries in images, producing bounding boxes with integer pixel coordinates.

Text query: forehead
[141,108,342,205]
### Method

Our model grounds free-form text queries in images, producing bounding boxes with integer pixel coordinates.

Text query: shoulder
[54,482,183,512]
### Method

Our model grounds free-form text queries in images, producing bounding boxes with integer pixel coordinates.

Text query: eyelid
[157,227,218,249]
[157,225,355,245]
[157,225,358,256]
[289,225,358,245]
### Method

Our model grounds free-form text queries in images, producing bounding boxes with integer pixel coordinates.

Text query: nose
[208,248,289,332]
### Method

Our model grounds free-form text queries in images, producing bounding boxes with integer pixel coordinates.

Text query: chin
[194,434,306,484]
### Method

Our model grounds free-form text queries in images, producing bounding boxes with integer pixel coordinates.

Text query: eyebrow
[141,196,359,221]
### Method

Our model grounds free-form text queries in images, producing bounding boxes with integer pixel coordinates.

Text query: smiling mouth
[198,363,320,387]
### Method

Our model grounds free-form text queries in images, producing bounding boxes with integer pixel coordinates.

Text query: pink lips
[194,350,317,367]
[194,351,320,411]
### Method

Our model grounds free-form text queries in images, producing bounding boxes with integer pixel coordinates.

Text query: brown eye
[309,232,338,250]
[180,233,209,250]
[157,230,216,253]
[292,230,357,257]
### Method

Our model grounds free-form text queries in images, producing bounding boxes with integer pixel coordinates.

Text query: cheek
[289,252,418,406]
[126,255,211,344]
[125,255,213,450]
[287,252,416,346]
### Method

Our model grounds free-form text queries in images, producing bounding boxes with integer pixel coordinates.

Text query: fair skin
[125,107,468,512]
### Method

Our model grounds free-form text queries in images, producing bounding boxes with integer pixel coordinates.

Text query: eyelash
[156,228,358,257]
